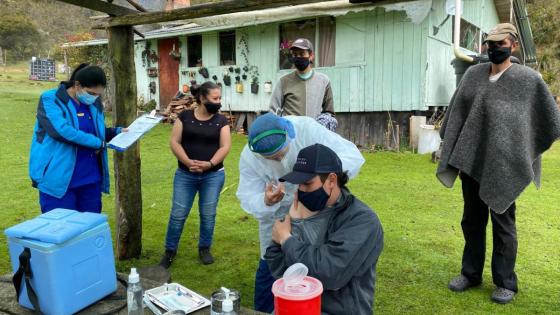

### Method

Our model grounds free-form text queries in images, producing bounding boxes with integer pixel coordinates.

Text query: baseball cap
[290,38,314,52]
[279,144,342,184]
[484,23,518,43]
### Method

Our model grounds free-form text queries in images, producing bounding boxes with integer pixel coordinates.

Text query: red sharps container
[272,263,323,315]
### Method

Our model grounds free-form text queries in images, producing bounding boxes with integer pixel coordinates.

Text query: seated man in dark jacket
[265,143,383,315]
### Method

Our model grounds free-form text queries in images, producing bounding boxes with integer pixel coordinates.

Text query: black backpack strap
[12,248,42,315]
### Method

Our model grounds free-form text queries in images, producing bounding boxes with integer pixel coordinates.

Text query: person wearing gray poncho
[438,23,560,304]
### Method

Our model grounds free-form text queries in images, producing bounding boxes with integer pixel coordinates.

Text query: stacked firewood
[161,92,237,129]
[224,114,236,129]
[161,93,196,123]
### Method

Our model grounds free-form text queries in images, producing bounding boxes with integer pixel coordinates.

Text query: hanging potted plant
[141,42,151,67]
[147,67,158,77]
[242,74,248,81]
[223,74,232,86]
[249,65,260,94]
[198,67,209,79]
[251,77,259,94]
[212,75,218,81]
[169,43,181,61]
[222,69,231,86]
[235,76,244,93]
[149,51,159,64]
[234,67,241,74]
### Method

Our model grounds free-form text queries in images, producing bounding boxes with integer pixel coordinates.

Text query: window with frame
[278,17,336,70]
[187,35,202,67]
[219,31,236,66]
[452,19,481,53]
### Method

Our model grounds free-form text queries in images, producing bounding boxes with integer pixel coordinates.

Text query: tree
[528,0,560,94]
[0,15,44,61]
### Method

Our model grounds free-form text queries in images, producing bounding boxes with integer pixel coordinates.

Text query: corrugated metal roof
[62,0,431,47]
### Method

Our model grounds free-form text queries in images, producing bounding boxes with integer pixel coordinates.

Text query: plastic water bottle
[127,268,144,315]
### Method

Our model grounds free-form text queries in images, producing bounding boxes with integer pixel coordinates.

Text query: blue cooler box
[5,208,117,315]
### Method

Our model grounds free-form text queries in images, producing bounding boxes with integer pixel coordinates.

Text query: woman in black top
[160,81,231,267]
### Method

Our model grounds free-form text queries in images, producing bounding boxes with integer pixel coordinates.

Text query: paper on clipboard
[108,110,163,152]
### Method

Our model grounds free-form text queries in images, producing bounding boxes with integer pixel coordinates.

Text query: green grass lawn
[1,65,559,314]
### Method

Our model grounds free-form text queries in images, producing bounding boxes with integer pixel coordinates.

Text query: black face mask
[204,101,221,114]
[487,46,512,65]
[293,57,310,71]
[298,186,330,212]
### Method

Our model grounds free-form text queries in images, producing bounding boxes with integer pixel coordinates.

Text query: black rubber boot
[198,247,214,265]
[158,249,177,269]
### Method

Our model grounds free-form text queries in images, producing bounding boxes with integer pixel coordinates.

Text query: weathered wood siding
[133,2,500,113]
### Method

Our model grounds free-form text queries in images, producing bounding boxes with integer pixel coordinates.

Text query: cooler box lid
[4,208,108,244]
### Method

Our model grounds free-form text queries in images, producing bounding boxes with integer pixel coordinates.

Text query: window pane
[219,31,236,66]
[187,35,202,67]
[452,19,481,53]
[279,19,316,70]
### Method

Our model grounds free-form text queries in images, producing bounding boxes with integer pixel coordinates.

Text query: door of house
[158,37,180,109]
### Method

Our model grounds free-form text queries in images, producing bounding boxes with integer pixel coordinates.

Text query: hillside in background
[0,0,558,93]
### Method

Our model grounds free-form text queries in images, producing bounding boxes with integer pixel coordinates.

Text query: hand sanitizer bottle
[127,268,144,315]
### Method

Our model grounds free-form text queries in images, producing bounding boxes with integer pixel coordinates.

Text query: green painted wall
[135,39,160,108]
[463,0,500,32]
[425,0,500,107]
[135,0,501,112]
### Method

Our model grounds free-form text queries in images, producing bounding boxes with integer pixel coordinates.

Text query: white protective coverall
[236,116,365,257]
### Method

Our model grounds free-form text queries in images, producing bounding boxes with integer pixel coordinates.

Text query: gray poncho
[437,63,560,213]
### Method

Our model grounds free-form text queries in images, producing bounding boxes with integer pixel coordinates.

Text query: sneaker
[448,275,478,292]
[158,249,177,269]
[491,287,515,304]
[199,247,214,265]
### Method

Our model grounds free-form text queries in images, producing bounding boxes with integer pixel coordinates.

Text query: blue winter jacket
[29,84,121,198]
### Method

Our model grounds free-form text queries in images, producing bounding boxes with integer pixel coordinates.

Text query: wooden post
[63,48,70,80]
[107,26,142,259]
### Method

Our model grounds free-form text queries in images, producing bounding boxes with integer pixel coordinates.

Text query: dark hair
[191,81,220,103]
[319,172,349,188]
[63,63,107,88]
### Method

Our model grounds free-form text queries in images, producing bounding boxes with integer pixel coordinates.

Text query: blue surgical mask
[77,90,99,105]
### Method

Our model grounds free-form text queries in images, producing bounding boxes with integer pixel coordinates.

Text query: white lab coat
[236,116,365,257]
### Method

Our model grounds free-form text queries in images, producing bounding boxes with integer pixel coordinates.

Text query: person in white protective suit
[236,112,364,313]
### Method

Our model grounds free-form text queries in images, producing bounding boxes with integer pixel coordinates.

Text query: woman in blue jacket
[29,63,125,213]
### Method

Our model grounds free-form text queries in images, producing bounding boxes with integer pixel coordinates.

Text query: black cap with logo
[279,143,342,184]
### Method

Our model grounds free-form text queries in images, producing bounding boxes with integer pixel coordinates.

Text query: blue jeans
[254,259,275,313]
[39,182,102,213]
[165,168,225,250]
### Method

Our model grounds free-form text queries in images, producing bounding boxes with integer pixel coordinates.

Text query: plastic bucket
[418,124,441,154]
